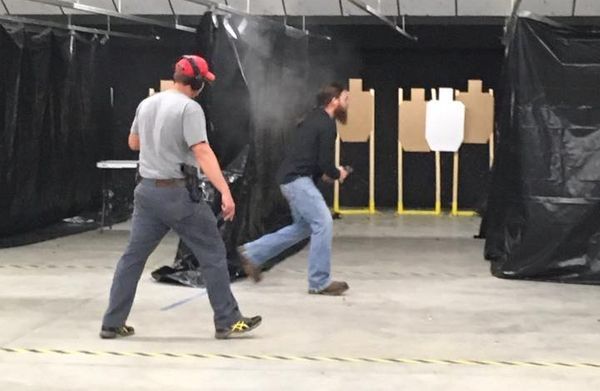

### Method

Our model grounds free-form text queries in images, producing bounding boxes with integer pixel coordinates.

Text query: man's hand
[338,166,349,184]
[191,142,236,221]
[221,191,236,221]
[321,166,351,184]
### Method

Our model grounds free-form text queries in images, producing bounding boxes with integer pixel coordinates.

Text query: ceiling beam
[0,14,156,40]
[344,0,417,41]
[183,0,332,40]
[1,0,11,14]
[25,0,196,33]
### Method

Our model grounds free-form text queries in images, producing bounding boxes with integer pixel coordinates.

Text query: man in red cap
[100,55,261,340]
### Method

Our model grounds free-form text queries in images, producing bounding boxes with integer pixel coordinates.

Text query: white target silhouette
[425,88,465,152]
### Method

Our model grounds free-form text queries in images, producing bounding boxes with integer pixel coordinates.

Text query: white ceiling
[0,0,596,16]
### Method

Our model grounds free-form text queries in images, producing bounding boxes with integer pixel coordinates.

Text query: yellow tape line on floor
[1,347,599,368]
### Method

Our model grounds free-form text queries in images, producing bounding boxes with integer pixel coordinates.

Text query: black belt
[142,178,186,188]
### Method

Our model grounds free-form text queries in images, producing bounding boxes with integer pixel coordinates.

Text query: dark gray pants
[102,179,241,330]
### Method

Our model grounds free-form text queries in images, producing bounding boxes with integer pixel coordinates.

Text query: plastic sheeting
[0,24,109,239]
[196,13,318,238]
[484,14,600,283]
[152,148,249,286]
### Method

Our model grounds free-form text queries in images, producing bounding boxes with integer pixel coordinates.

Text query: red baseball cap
[175,55,216,82]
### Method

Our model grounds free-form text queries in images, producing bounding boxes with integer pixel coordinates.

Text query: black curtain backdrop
[1,20,505,242]
[0,24,110,237]
[485,15,600,284]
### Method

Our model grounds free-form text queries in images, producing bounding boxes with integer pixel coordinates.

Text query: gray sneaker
[99,325,135,339]
[215,316,262,340]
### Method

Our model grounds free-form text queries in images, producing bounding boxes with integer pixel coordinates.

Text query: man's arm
[318,128,340,180]
[184,103,235,220]
[190,142,235,221]
[129,105,141,151]
[318,127,349,183]
[128,133,140,151]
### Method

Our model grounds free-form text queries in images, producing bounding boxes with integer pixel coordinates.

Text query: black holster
[181,164,201,203]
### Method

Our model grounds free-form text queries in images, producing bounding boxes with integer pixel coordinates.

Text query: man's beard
[334,106,348,124]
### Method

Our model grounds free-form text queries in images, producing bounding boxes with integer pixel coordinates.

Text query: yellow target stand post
[452,80,495,217]
[333,79,376,215]
[397,88,441,216]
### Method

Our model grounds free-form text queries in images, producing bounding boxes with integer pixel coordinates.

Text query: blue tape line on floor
[160,290,208,311]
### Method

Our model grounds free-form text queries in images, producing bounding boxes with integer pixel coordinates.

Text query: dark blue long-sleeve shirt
[277,108,341,185]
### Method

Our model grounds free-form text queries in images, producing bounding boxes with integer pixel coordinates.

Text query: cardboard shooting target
[455,80,494,144]
[337,79,374,143]
[399,88,430,152]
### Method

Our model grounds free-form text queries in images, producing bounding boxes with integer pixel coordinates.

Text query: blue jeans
[243,177,333,291]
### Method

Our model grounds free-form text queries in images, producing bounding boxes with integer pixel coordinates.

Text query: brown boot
[309,281,349,296]
[238,246,262,283]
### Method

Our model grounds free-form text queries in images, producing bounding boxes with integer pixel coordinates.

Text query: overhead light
[223,18,238,39]
[238,18,248,34]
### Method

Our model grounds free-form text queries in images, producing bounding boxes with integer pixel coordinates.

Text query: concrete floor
[1,214,599,390]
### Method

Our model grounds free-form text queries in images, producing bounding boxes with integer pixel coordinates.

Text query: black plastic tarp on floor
[484,13,600,283]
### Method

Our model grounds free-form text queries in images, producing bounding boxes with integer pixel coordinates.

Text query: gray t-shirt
[131,90,207,179]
